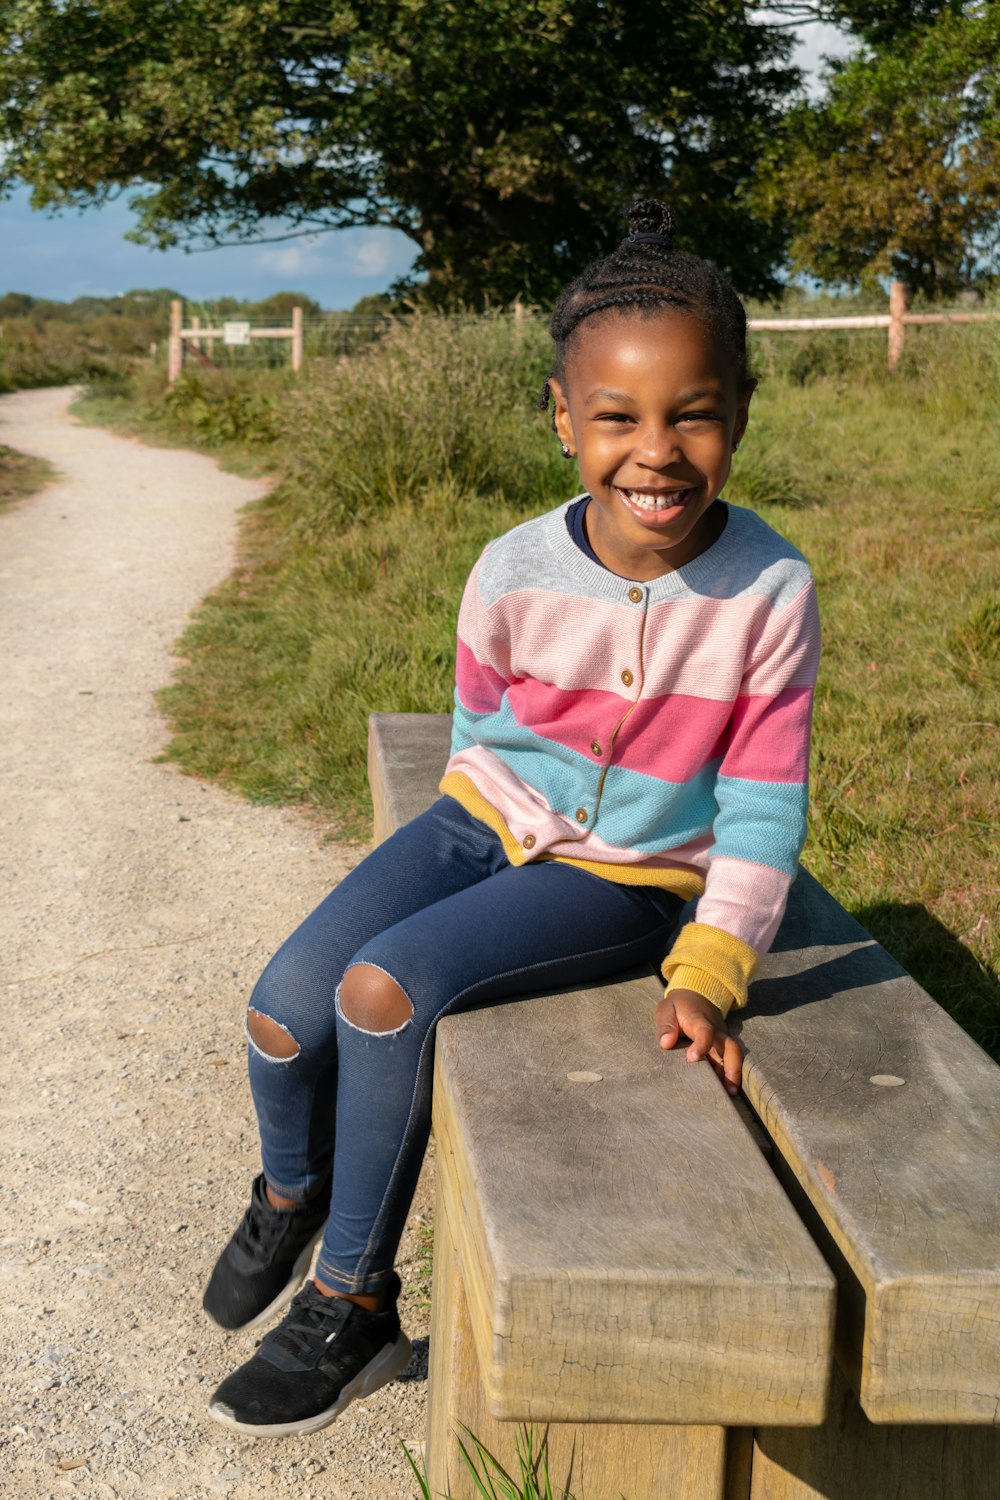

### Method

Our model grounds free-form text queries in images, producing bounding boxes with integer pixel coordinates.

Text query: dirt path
[0,388,429,1500]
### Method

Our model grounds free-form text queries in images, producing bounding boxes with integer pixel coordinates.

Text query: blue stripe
[712,775,807,874]
[453,700,807,872]
[588,762,721,852]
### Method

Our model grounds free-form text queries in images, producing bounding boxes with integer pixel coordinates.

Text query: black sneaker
[202,1174,329,1332]
[206,1274,412,1436]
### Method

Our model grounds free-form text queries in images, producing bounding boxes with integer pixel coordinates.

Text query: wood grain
[748,1362,1000,1498]
[427,1165,732,1500]
[432,982,834,1427]
[367,711,451,846]
[739,873,1000,1424]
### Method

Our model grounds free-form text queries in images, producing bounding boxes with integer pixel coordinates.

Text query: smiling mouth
[617,486,694,512]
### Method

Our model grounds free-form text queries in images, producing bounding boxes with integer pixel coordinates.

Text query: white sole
[207,1333,413,1437]
[205,1230,323,1334]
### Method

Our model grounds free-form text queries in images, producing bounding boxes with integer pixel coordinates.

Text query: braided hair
[540,200,750,411]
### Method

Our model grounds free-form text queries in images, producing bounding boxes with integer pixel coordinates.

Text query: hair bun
[625,199,675,248]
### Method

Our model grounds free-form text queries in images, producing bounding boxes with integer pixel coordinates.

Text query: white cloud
[251,229,409,284]
[254,235,331,278]
[348,233,395,277]
[793,19,856,85]
[754,9,857,95]
[255,245,306,276]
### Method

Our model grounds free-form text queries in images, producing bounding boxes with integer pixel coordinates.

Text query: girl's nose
[634,424,681,467]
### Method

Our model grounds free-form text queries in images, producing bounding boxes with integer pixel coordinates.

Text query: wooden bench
[369,713,1000,1500]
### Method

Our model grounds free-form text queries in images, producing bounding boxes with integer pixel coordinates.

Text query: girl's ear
[548,377,575,456]
[733,378,756,448]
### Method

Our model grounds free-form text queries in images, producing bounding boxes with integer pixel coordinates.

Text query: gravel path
[0,388,430,1500]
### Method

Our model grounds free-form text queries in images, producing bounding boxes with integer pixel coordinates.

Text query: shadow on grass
[853,900,999,1061]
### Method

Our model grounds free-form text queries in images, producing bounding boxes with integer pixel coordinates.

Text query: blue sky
[0,19,850,309]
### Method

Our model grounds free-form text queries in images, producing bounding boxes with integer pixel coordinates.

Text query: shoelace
[269,1286,351,1359]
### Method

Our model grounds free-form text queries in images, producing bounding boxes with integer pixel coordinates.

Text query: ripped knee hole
[340,964,413,1034]
[246,1008,300,1060]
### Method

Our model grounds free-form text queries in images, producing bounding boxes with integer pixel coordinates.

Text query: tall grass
[77,310,1000,1058]
[0,320,132,392]
[281,313,567,535]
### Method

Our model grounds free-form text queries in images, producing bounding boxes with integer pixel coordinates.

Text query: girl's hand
[655,987,745,1096]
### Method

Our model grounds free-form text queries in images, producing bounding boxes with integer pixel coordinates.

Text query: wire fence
[162,290,1000,381]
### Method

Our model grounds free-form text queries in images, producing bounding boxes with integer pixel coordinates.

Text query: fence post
[888,281,909,373]
[291,306,304,372]
[168,299,184,385]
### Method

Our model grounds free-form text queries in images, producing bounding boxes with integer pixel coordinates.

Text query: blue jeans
[246,797,681,1294]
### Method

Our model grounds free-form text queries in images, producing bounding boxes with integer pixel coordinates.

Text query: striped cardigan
[440,498,820,1015]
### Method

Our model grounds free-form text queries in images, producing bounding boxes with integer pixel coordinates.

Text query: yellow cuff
[664,965,737,1017]
[661,922,760,1017]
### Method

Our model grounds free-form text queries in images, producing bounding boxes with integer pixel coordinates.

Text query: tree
[0,0,801,304]
[749,4,1000,297]
[766,2,965,46]
[248,291,323,321]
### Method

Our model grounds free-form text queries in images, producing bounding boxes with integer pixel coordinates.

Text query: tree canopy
[4,1,997,302]
[751,3,1000,297]
[0,0,799,304]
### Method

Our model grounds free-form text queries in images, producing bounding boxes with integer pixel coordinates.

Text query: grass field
[74,311,1000,1058]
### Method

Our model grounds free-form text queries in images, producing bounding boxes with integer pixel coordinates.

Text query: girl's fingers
[655,997,680,1048]
[700,1032,744,1095]
[656,996,744,1094]
[684,1018,716,1062]
[723,1035,745,1093]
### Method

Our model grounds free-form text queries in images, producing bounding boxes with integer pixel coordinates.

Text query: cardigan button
[628,586,643,603]
[590,740,602,757]
[575,807,588,824]
[522,833,537,850]
[620,669,634,687]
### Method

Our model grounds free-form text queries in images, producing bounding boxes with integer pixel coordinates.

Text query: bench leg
[749,1363,1000,1499]
[426,1185,734,1500]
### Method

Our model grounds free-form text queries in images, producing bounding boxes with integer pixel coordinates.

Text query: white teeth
[622,488,687,511]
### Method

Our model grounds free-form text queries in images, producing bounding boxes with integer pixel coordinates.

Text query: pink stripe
[696,857,793,953]
[455,638,512,714]
[721,686,813,783]
[506,681,633,760]
[742,583,821,695]
[508,680,807,785]
[466,587,817,700]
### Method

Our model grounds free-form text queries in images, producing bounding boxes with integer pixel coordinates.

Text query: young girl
[203,199,820,1437]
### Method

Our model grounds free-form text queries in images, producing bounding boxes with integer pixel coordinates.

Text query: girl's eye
[678,411,722,425]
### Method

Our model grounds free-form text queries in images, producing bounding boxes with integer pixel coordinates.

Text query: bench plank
[433,983,834,1426]
[749,1364,1000,1498]
[368,710,452,845]
[427,1167,733,1500]
[740,882,1000,1424]
[371,712,1000,1428]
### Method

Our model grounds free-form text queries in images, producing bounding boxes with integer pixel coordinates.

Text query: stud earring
[561,443,572,459]
[732,441,740,452]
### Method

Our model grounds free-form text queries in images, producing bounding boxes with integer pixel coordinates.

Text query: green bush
[161,370,288,447]
[0,320,131,392]
[283,313,566,538]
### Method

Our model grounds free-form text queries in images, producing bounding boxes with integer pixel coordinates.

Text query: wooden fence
[166,283,999,383]
[749,280,1000,372]
[167,299,303,383]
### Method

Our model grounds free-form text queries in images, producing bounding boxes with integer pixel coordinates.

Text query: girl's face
[549,308,753,581]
